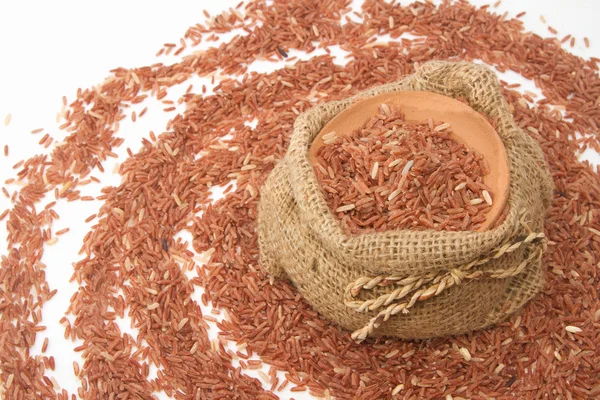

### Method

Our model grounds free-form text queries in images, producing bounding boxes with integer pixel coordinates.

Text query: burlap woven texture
[258,61,553,340]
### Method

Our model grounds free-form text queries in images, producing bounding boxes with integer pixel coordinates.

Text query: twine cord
[346,210,547,342]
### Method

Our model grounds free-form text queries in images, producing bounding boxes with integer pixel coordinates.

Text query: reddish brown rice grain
[548,26,557,35]
[3,145,7,156]
[31,128,44,134]
[585,37,590,48]
[38,133,49,145]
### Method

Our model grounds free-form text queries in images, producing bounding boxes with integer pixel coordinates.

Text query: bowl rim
[308,90,510,232]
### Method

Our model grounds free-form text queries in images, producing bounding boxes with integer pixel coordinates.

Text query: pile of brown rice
[314,106,493,234]
[1,0,599,399]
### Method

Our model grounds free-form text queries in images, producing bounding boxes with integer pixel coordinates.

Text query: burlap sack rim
[285,62,523,273]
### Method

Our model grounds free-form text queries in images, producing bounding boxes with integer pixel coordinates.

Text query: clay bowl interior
[308,91,510,231]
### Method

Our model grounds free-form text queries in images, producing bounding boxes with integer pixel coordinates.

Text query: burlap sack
[258,61,553,341]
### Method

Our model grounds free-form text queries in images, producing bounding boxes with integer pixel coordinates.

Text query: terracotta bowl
[308,91,510,231]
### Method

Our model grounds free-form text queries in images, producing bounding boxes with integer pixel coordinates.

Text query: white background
[1,1,599,399]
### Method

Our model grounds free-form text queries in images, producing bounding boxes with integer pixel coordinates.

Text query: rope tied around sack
[345,210,547,342]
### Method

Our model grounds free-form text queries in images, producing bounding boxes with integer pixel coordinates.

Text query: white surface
[0,1,599,399]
